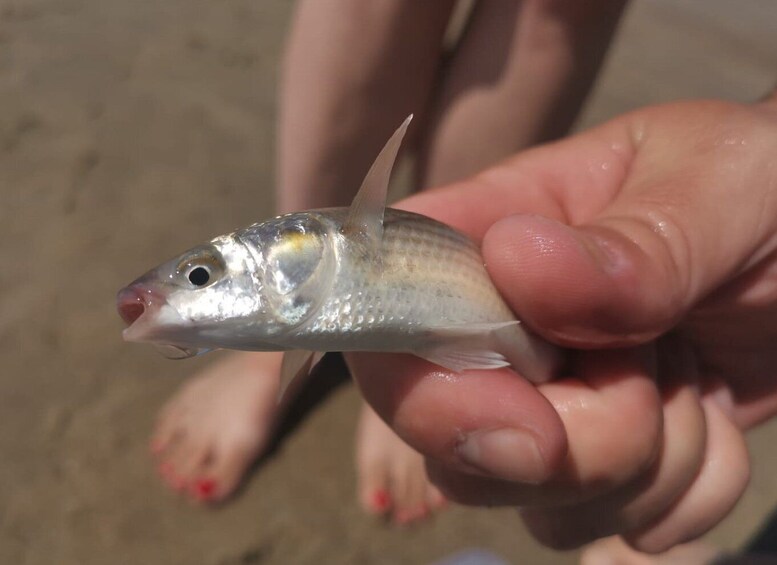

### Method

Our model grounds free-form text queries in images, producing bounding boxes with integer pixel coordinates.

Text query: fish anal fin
[342,115,412,250]
[413,321,517,372]
[417,320,563,383]
[416,347,510,372]
[278,349,325,403]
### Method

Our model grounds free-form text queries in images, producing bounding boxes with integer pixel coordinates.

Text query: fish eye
[187,265,210,287]
[176,245,225,288]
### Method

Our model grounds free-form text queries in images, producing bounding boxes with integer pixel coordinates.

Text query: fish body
[243,207,518,350]
[118,116,560,386]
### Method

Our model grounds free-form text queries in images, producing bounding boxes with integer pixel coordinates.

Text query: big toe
[390,462,432,526]
[357,457,392,516]
[191,441,259,504]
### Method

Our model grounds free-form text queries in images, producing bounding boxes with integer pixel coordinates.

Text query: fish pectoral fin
[154,344,212,360]
[278,349,325,403]
[413,321,518,372]
[342,115,412,251]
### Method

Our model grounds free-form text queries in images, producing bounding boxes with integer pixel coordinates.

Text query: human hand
[347,97,777,552]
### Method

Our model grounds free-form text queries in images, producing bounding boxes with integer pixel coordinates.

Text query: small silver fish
[117,116,561,391]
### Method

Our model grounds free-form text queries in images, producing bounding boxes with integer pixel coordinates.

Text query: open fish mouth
[116,284,176,342]
[117,286,149,327]
[116,285,205,359]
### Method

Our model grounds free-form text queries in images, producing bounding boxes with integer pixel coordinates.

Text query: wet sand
[2,1,776,563]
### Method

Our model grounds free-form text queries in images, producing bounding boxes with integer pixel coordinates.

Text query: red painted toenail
[193,478,217,500]
[371,489,391,512]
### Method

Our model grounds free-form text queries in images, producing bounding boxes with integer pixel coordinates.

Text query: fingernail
[457,428,547,484]
[193,478,217,500]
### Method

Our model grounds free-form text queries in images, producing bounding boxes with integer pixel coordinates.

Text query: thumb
[482,103,777,347]
[483,214,684,347]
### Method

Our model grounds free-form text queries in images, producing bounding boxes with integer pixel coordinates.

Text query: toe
[190,477,219,502]
[426,483,448,511]
[197,438,260,503]
[355,404,396,516]
[150,403,187,457]
[159,433,209,494]
[175,443,212,487]
[157,458,187,492]
[356,456,392,516]
[391,459,431,526]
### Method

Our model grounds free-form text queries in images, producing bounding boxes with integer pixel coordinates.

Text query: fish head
[117,212,336,357]
[117,234,265,356]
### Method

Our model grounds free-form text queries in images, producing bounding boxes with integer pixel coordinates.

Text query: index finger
[396,118,632,241]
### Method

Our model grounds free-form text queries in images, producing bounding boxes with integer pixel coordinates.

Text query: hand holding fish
[348,97,777,552]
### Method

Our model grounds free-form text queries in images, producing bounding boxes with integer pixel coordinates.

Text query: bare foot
[580,536,723,565]
[356,402,448,525]
[151,350,448,520]
[150,351,283,503]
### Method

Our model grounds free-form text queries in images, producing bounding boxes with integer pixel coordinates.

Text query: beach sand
[2,1,776,563]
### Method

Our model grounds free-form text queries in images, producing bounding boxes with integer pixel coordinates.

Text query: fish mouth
[116,284,205,360]
[116,284,175,342]
[117,286,148,327]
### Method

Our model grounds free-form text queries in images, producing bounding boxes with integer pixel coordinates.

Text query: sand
[2,0,777,563]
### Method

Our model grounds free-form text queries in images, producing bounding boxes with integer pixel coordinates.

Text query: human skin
[347,95,777,552]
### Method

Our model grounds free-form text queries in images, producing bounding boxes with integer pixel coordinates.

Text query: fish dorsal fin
[342,115,412,249]
[277,349,325,403]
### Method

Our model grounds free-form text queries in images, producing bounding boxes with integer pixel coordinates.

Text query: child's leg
[277,0,456,212]
[418,0,627,188]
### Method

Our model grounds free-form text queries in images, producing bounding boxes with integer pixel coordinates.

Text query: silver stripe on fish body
[117,116,561,391]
